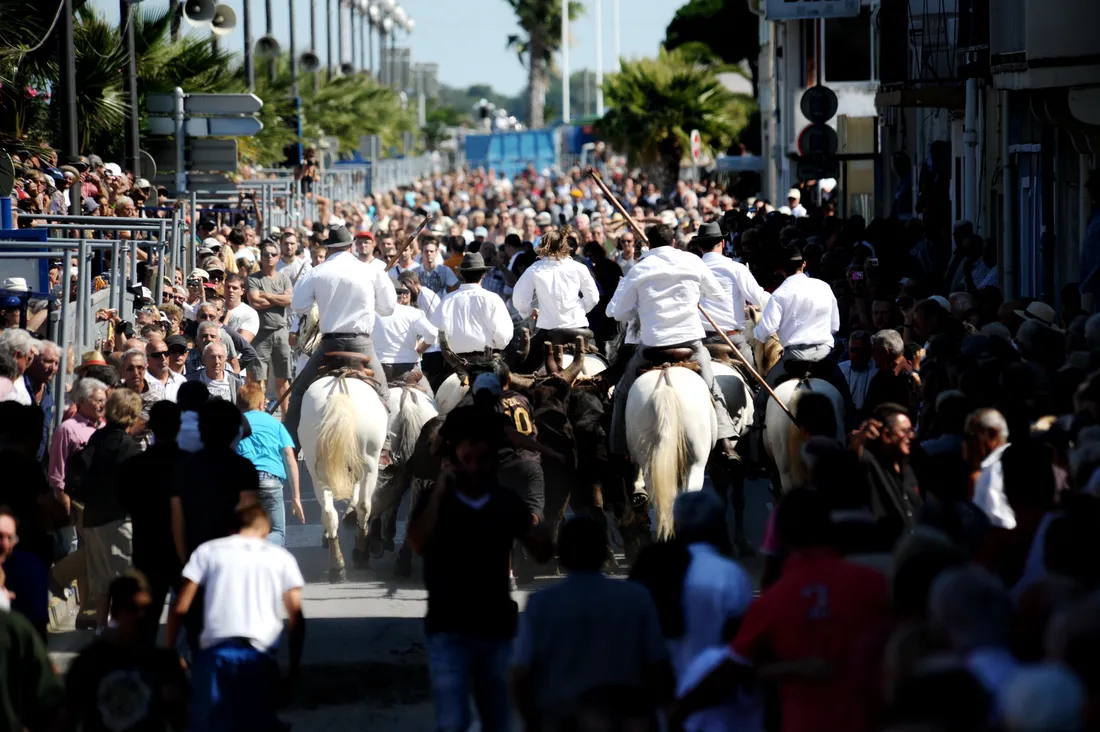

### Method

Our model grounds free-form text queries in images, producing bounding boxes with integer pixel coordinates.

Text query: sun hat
[2,277,29,292]
[1014,301,1061,330]
[201,257,225,273]
[325,225,354,247]
[458,252,490,273]
[188,268,210,281]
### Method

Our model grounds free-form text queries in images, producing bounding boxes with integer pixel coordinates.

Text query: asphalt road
[48,463,776,730]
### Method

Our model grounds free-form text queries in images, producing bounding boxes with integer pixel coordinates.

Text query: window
[823,8,876,83]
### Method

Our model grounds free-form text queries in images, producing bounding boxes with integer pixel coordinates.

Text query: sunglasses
[168,346,188,355]
[149,351,169,358]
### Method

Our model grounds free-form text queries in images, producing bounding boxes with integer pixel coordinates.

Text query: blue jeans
[426,633,512,732]
[189,641,281,732]
[257,472,286,547]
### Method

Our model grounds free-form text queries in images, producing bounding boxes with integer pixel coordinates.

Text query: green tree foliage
[664,0,761,91]
[596,47,755,190]
[504,0,583,129]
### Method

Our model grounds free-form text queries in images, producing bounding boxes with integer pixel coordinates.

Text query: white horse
[763,378,845,494]
[625,366,717,539]
[299,374,388,583]
[712,361,754,441]
[387,384,439,466]
[435,373,469,416]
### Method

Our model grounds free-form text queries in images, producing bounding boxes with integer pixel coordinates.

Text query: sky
[89,0,684,96]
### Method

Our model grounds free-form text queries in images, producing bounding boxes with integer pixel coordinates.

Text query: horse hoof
[329,567,346,584]
[351,548,371,569]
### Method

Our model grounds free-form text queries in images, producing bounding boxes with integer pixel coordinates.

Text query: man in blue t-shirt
[235,383,303,546]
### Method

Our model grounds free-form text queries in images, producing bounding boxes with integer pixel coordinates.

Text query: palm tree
[504,0,582,129]
[596,46,755,191]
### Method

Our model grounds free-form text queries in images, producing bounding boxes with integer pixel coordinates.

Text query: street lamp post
[561,0,570,123]
[595,0,604,117]
[265,0,275,82]
[243,0,255,91]
[349,1,358,73]
[289,0,302,165]
[380,16,393,85]
[326,0,334,81]
[310,0,319,91]
[367,3,379,78]
[336,0,344,73]
[59,0,79,214]
[120,0,140,176]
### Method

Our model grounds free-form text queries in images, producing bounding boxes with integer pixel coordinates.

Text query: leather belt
[322,332,369,339]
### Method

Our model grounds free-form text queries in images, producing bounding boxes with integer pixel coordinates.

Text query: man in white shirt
[167,502,305,732]
[966,408,1014,528]
[355,230,387,273]
[694,222,769,370]
[751,242,851,427]
[373,282,438,382]
[606,224,740,474]
[429,252,514,360]
[0,328,39,405]
[285,224,397,449]
[223,274,259,343]
[668,492,760,732]
[787,188,808,218]
[511,226,600,371]
[146,337,186,402]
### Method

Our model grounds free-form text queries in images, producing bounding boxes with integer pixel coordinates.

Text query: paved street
[48,468,775,730]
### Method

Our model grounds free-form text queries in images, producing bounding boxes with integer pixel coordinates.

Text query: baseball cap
[188,268,210,281]
[202,257,225,273]
[165,334,189,351]
[135,178,152,190]
[472,372,503,396]
[474,226,488,238]
[202,237,223,250]
[102,162,123,177]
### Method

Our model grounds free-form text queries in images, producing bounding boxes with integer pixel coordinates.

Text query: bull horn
[562,349,585,384]
[553,345,566,375]
[544,341,559,375]
[516,327,531,364]
[438,331,468,376]
[509,372,535,391]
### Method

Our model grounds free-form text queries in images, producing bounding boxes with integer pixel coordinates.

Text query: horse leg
[321,489,346,584]
[352,468,374,569]
[394,479,425,579]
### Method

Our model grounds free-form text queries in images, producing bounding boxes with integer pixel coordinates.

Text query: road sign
[147,117,263,137]
[690,129,702,164]
[149,140,238,173]
[146,92,263,116]
[765,0,859,20]
[800,86,839,124]
[797,124,839,157]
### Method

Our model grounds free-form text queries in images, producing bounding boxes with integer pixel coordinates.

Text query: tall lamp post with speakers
[367,2,380,78]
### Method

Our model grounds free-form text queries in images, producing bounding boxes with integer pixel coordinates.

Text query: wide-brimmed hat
[1014,301,1062,331]
[76,350,107,374]
[459,252,490,273]
[693,221,725,246]
[2,277,29,292]
[326,225,354,247]
[188,268,210,281]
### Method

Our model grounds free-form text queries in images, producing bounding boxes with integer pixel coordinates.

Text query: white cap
[235,248,256,263]
[787,188,801,201]
[2,277,29,292]
[135,178,152,189]
[103,162,123,177]
[474,226,489,238]
[202,237,223,250]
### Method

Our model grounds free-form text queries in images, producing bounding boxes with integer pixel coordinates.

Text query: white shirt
[292,250,397,334]
[607,246,728,347]
[511,257,600,330]
[671,543,761,732]
[428,283,514,354]
[149,369,186,403]
[839,360,878,412]
[3,376,31,405]
[372,303,438,364]
[182,534,304,651]
[364,257,387,274]
[753,272,839,348]
[699,252,769,332]
[275,256,311,287]
[416,287,442,354]
[973,443,1014,529]
[225,302,260,336]
[791,204,808,218]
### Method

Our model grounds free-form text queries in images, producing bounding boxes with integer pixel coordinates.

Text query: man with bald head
[146,337,185,401]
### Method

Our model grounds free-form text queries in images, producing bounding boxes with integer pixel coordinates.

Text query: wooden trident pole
[585,166,798,425]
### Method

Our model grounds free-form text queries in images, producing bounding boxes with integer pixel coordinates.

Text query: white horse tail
[316,388,367,503]
[394,388,429,464]
[648,371,689,540]
[785,389,807,493]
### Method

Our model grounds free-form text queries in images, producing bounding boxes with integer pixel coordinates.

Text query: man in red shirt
[671,489,892,732]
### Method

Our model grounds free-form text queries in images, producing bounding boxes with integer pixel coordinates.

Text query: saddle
[318,351,377,384]
[637,345,700,377]
[705,343,735,363]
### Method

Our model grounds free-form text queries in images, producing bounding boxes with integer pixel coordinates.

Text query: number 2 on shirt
[801,584,830,619]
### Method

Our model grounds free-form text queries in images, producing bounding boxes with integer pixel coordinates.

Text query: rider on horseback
[511,225,601,373]
[606,223,742,505]
[428,252,514,377]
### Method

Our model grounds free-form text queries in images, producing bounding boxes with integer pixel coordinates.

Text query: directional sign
[690,129,702,164]
[147,117,263,138]
[149,140,238,173]
[146,93,263,116]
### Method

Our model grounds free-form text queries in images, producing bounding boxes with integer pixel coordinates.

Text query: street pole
[360,8,367,71]
[289,0,303,164]
[326,0,334,81]
[595,0,604,117]
[612,0,620,70]
[173,87,186,197]
[243,0,255,91]
[310,0,319,91]
[264,0,275,82]
[417,66,426,128]
[120,0,141,176]
[59,0,80,214]
[350,4,358,72]
[561,0,570,124]
[337,0,344,72]
[367,16,374,78]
